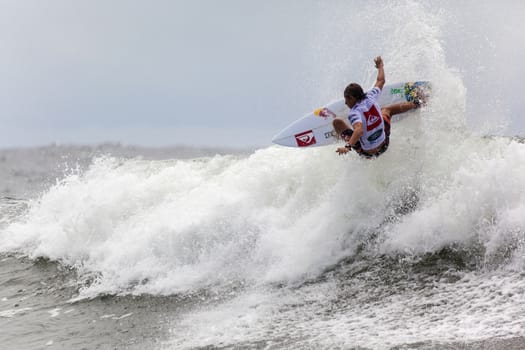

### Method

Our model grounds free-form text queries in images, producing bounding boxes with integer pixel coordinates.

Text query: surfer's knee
[333,118,350,136]
[381,107,392,118]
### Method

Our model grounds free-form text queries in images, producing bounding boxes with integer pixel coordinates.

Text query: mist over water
[2,1,525,349]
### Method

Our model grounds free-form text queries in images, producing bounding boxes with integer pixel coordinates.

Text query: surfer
[333,56,422,158]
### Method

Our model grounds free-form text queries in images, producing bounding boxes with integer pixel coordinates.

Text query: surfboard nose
[271,129,296,147]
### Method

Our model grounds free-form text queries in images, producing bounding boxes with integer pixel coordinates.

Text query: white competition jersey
[348,86,385,151]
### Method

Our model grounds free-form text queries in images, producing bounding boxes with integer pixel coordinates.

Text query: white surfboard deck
[272,81,430,148]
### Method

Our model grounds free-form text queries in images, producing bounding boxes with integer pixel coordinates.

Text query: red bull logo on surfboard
[313,108,336,120]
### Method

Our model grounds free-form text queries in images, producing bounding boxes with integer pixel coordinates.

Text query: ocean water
[2,142,525,350]
[3,1,525,350]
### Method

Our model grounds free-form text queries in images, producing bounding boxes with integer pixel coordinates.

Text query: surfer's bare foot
[406,82,429,108]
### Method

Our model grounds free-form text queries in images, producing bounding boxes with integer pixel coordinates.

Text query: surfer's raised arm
[374,56,385,90]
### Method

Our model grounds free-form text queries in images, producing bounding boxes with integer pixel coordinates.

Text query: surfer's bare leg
[381,102,417,118]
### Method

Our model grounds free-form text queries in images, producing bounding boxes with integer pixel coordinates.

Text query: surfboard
[272,81,430,148]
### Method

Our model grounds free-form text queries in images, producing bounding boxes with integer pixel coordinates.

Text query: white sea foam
[164,270,525,349]
[0,147,365,297]
[0,307,33,318]
[48,308,61,318]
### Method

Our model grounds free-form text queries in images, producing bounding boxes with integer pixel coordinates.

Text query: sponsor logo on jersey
[295,130,316,147]
[367,129,383,142]
[313,107,336,119]
[367,115,380,125]
[363,105,382,131]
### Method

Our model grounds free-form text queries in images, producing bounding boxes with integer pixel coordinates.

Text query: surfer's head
[344,83,366,107]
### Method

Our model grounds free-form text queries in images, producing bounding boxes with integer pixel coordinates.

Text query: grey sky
[1,0,524,148]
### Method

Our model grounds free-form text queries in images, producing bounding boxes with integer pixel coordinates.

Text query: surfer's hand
[336,147,350,155]
[374,56,383,69]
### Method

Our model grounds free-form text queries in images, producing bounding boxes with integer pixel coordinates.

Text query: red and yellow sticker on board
[313,107,336,119]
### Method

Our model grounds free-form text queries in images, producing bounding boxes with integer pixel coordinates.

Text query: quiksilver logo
[367,115,380,125]
[295,130,317,147]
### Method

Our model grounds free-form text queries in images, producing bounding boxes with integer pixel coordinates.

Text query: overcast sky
[1,0,524,148]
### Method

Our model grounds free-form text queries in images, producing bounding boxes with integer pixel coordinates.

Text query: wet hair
[344,83,367,101]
